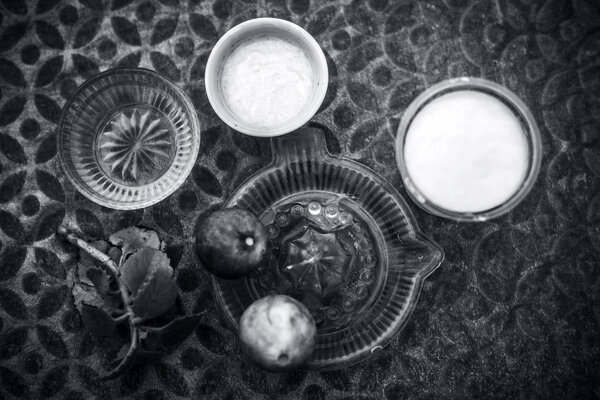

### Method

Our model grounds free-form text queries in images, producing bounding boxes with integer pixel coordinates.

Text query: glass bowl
[205,18,328,137]
[395,77,542,222]
[58,68,200,210]
[211,128,444,370]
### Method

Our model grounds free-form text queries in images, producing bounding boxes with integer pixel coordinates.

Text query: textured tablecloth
[1,0,599,398]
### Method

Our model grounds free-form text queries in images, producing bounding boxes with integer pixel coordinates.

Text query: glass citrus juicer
[212,128,444,370]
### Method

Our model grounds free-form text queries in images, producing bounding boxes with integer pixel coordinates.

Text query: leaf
[74,17,103,48]
[72,282,107,312]
[152,205,183,237]
[133,270,177,321]
[240,360,270,394]
[165,244,184,269]
[35,20,65,49]
[143,314,201,352]
[81,304,117,344]
[151,16,178,45]
[35,205,65,241]
[0,327,28,359]
[0,366,29,398]
[35,94,61,123]
[0,171,26,203]
[389,79,423,112]
[76,208,104,237]
[584,143,600,177]
[0,0,27,15]
[385,38,417,71]
[121,248,177,321]
[350,120,379,152]
[72,53,99,78]
[112,0,134,10]
[199,125,222,155]
[0,22,28,52]
[120,247,163,296]
[35,131,58,163]
[37,324,69,359]
[0,287,27,320]
[40,365,69,397]
[119,363,146,396]
[0,58,26,87]
[536,0,568,32]
[150,51,180,82]
[35,55,63,87]
[35,169,65,202]
[112,16,141,46]
[36,0,61,14]
[346,6,378,35]
[80,0,106,10]
[289,0,309,15]
[306,5,336,36]
[0,246,27,281]
[346,42,381,74]
[190,51,210,81]
[0,210,25,240]
[34,247,65,279]
[109,226,162,260]
[0,96,27,127]
[115,51,141,68]
[189,14,217,40]
[37,285,68,319]
[347,81,379,111]
[192,165,222,197]
[154,362,189,397]
[195,323,228,355]
[197,363,222,394]
[277,370,306,394]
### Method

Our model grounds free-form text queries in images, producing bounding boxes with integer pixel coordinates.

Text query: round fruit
[239,295,316,372]
[196,208,267,279]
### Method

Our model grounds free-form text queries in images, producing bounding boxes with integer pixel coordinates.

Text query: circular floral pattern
[0,0,598,398]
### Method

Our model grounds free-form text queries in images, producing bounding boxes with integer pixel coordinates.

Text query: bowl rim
[395,76,543,222]
[57,67,201,210]
[204,17,328,137]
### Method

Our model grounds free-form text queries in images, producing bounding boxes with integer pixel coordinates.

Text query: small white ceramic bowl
[205,18,328,137]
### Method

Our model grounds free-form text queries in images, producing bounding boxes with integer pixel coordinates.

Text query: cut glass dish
[212,128,444,370]
[58,69,200,209]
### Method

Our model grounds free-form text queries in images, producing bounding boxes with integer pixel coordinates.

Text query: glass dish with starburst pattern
[58,68,200,209]
[212,128,444,370]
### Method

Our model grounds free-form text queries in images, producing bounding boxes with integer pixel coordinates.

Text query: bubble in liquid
[325,205,339,218]
[308,201,322,215]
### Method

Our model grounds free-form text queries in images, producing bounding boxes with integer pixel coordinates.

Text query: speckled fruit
[196,208,267,279]
[239,295,316,372]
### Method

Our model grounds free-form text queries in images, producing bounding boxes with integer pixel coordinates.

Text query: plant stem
[57,224,140,379]
[57,225,119,277]
[102,323,139,380]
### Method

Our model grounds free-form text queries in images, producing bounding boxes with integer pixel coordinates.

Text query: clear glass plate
[58,68,200,210]
[212,128,444,370]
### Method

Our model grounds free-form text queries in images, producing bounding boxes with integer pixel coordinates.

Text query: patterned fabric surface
[1,0,599,398]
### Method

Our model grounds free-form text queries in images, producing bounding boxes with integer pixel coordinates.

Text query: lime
[239,295,316,371]
[195,208,267,279]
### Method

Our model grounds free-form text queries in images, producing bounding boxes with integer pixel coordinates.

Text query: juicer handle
[271,127,331,165]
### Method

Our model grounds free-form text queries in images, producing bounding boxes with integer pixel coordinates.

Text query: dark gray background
[0,0,599,398]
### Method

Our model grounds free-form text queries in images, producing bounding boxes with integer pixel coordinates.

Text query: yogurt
[403,90,529,213]
[220,37,314,127]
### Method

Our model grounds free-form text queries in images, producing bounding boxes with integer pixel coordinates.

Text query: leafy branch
[57,224,201,380]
